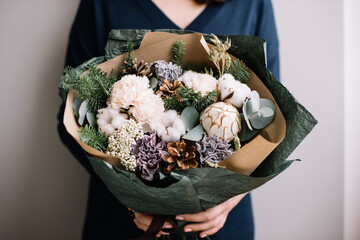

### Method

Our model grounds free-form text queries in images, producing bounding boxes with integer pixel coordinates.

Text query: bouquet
[60,30,317,238]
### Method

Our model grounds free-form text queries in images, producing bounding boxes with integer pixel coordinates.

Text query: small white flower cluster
[179,70,218,96]
[97,107,128,136]
[206,161,226,169]
[151,110,186,142]
[218,74,251,108]
[106,119,143,171]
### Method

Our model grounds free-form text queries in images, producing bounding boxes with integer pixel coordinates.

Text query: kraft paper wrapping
[64,32,285,175]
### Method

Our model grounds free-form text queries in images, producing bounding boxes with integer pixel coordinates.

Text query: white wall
[0,0,355,240]
[0,1,87,239]
[344,0,360,239]
[252,1,344,239]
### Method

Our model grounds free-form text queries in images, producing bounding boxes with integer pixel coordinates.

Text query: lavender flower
[151,60,182,86]
[131,132,167,181]
[195,135,233,167]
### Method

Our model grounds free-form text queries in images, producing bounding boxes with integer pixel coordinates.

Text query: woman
[58,0,279,239]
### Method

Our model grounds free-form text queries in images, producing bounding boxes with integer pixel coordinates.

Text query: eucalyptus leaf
[181,106,200,131]
[250,91,260,111]
[182,124,204,141]
[243,98,254,130]
[239,113,260,142]
[149,77,158,90]
[78,100,88,126]
[86,111,97,128]
[249,107,275,129]
[73,97,83,120]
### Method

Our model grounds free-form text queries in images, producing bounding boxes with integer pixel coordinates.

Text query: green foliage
[172,40,186,67]
[76,67,117,113]
[118,42,135,77]
[125,42,134,67]
[60,66,117,114]
[60,67,79,91]
[164,86,218,113]
[226,59,250,83]
[80,125,108,152]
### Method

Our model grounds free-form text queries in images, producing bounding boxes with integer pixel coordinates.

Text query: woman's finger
[176,207,224,222]
[198,218,226,238]
[182,218,220,232]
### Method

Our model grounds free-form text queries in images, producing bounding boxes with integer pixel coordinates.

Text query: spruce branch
[172,40,186,67]
[164,86,218,112]
[60,67,79,91]
[80,125,108,152]
[76,67,116,113]
[226,59,250,83]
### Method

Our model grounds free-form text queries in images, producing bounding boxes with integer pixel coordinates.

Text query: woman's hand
[176,193,247,238]
[131,211,173,237]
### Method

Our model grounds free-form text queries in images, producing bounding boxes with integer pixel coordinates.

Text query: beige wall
[0,0,355,240]
[0,1,88,239]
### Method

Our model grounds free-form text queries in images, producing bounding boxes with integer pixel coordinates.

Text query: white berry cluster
[106,119,143,171]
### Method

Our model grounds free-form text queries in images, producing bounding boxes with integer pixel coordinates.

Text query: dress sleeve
[65,0,108,67]
[255,0,280,81]
[58,0,108,174]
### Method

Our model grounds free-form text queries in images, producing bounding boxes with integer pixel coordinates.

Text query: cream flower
[179,70,218,96]
[150,110,186,142]
[96,107,128,136]
[109,74,150,109]
[129,91,165,126]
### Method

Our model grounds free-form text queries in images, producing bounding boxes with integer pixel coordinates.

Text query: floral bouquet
[60,30,317,238]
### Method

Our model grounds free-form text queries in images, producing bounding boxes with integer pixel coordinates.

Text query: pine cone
[156,79,183,98]
[122,58,153,78]
[162,140,199,174]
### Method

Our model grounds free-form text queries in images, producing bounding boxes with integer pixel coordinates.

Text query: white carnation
[129,91,165,126]
[109,74,150,109]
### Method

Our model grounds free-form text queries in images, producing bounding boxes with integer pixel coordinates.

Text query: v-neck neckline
[135,0,221,31]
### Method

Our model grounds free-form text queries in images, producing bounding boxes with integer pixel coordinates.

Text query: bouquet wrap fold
[61,29,317,215]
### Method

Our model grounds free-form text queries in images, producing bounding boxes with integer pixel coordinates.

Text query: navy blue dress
[58,0,279,239]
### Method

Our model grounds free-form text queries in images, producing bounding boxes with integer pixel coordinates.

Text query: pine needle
[76,67,117,113]
[164,86,218,112]
[60,67,79,91]
[172,40,186,67]
[79,125,108,152]
[226,59,250,83]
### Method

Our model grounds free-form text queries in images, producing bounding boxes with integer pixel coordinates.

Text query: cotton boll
[179,70,198,88]
[218,73,251,108]
[151,110,186,142]
[161,110,178,127]
[173,118,186,135]
[111,115,126,129]
[180,70,218,96]
[97,107,128,136]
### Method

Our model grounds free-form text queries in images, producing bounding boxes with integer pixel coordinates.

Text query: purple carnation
[131,132,167,181]
[151,60,182,86]
[195,135,233,167]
